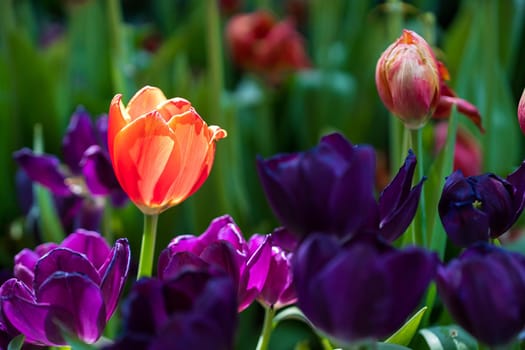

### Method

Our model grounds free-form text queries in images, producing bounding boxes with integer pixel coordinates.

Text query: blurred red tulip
[225,11,310,82]
[434,122,482,177]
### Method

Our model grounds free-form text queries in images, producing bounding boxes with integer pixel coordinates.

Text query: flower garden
[1,1,525,349]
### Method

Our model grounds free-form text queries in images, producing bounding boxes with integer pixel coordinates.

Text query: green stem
[409,127,427,247]
[137,214,159,279]
[255,307,276,350]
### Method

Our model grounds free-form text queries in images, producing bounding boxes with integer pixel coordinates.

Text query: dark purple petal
[437,244,525,346]
[293,234,437,345]
[13,149,71,196]
[379,178,425,241]
[33,248,100,292]
[53,194,84,232]
[99,238,131,321]
[199,242,243,291]
[62,107,97,173]
[37,272,106,344]
[506,161,525,217]
[81,145,121,196]
[160,252,210,281]
[379,150,416,219]
[258,133,379,239]
[269,227,298,252]
[60,229,111,269]
[14,249,40,274]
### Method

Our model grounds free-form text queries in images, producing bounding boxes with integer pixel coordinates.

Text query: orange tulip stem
[137,213,159,279]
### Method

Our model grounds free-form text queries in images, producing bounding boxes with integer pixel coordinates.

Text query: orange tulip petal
[126,86,167,120]
[108,94,129,162]
[156,98,192,122]
[112,111,182,212]
[160,110,212,204]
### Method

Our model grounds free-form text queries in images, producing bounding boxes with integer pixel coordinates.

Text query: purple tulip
[13,106,127,232]
[107,268,238,350]
[257,132,424,242]
[437,243,525,346]
[252,227,297,309]
[438,162,525,247]
[293,233,437,345]
[157,215,272,312]
[0,230,131,346]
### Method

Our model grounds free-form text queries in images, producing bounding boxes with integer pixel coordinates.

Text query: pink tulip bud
[519,88,525,135]
[375,30,440,129]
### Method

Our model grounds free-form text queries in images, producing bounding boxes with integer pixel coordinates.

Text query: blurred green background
[1,0,525,348]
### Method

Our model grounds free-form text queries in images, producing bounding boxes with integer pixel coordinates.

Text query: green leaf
[411,325,478,350]
[385,307,427,346]
[377,344,412,350]
[273,306,313,329]
[7,335,25,350]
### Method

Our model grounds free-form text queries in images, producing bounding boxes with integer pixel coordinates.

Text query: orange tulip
[108,86,227,215]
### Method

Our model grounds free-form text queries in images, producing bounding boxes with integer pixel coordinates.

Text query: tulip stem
[255,306,276,350]
[137,213,159,279]
[409,127,427,247]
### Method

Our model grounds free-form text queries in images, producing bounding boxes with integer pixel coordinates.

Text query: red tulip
[108,86,227,214]
[375,29,440,129]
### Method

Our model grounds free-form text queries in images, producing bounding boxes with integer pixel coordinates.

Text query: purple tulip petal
[81,145,121,196]
[379,178,425,241]
[202,215,245,251]
[37,272,106,344]
[239,234,272,311]
[14,249,40,273]
[60,230,111,269]
[99,238,131,321]
[379,150,416,219]
[0,278,58,345]
[33,248,100,292]
[62,107,97,173]
[160,252,210,281]
[13,149,71,196]
[199,242,243,289]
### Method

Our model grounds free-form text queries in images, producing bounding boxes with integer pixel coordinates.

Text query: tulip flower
[434,122,482,177]
[293,233,437,345]
[0,230,131,346]
[518,88,525,135]
[14,107,127,232]
[437,243,525,347]
[257,132,424,242]
[108,85,226,215]
[438,161,525,247]
[157,215,272,311]
[107,269,238,350]
[225,11,310,82]
[375,29,440,129]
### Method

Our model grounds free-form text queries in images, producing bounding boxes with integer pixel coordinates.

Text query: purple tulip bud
[62,107,98,174]
[158,215,272,312]
[107,269,238,350]
[293,234,437,345]
[0,230,131,346]
[257,132,424,242]
[439,162,525,247]
[437,243,525,346]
